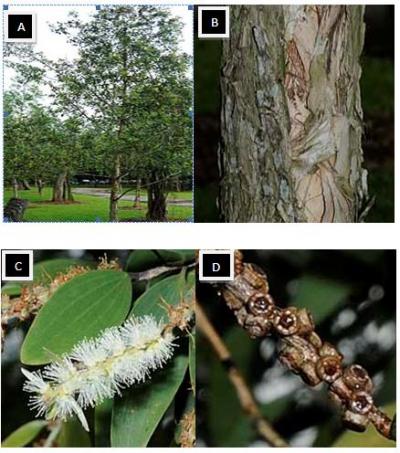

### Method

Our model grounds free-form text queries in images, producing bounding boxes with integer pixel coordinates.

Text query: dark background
[194,6,394,222]
[196,250,396,447]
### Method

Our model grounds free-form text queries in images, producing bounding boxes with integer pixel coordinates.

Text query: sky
[4,5,193,91]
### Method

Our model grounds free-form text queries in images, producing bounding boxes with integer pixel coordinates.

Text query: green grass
[4,187,193,222]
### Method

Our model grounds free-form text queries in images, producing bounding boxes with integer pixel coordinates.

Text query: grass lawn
[4,187,193,222]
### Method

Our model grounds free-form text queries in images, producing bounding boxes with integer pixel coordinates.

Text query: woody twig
[196,302,288,447]
[216,250,395,441]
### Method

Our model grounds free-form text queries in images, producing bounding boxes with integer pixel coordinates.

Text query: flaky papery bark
[219,6,368,222]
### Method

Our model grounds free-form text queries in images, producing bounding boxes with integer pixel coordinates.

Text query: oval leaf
[111,355,188,447]
[21,270,132,365]
[111,270,194,446]
[1,420,47,447]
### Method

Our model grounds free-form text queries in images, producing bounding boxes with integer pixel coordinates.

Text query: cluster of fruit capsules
[219,250,393,439]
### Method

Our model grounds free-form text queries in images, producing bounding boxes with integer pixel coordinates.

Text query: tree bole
[219,5,368,222]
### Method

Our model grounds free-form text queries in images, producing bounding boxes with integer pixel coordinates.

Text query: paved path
[72,187,192,207]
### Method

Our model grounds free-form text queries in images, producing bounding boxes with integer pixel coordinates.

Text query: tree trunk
[12,178,19,198]
[52,170,73,202]
[134,178,141,208]
[109,154,121,221]
[175,177,181,193]
[64,173,74,202]
[36,179,43,195]
[146,174,167,221]
[219,6,368,222]
[52,171,67,202]
[21,180,31,190]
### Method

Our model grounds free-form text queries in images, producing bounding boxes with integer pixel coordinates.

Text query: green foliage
[21,270,132,364]
[1,421,48,447]
[291,275,351,324]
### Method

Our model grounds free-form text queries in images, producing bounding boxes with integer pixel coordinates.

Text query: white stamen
[22,315,175,431]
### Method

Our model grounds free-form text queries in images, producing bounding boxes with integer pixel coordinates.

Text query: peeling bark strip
[219,6,368,222]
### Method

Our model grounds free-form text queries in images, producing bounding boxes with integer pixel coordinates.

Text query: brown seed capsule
[308,331,323,349]
[244,315,272,338]
[295,308,315,336]
[279,335,321,386]
[301,361,322,387]
[319,342,342,359]
[274,308,298,335]
[343,365,373,393]
[248,293,275,316]
[349,391,373,415]
[222,290,244,311]
[316,356,343,383]
[245,263,269,291]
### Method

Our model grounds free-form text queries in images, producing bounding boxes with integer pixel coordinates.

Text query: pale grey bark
[219,6,368,222]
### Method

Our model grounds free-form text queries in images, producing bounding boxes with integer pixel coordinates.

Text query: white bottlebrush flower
[22,315,175,431]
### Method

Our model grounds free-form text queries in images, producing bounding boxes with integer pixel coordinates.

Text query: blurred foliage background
[194,5,394,222]
[196,250,396,447]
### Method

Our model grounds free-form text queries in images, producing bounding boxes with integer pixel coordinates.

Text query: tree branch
[196,301,288,447]
[217,250,396,441]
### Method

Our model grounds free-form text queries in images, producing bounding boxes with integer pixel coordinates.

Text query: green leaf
[20,270,132,365]
[111,355,188,447]
[57,418,91,447]
[332,403,396,447]
[1,258,94,296]
[1,282,22,296]
[291,275,351,324]
[111,270,193,446]
[1,420,47,447]
[126,250,195,272]
[130,269,194,322]
[94,399,113,448]
[189,333,196,391]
